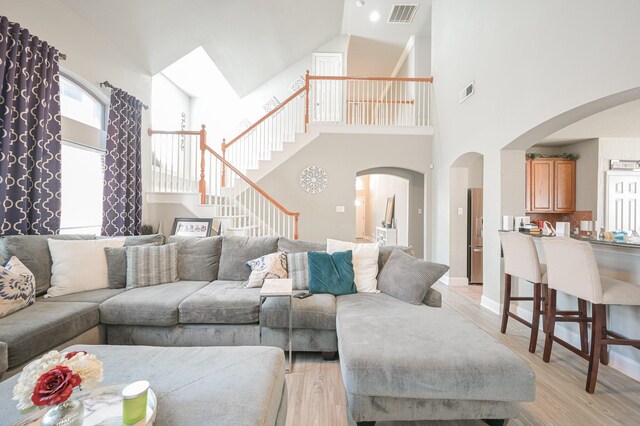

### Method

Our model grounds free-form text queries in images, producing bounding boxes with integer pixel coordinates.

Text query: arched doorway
[356,167,425,259]
[449,152,484,293]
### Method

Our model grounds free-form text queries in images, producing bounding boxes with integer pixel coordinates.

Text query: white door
[311,53,342,123]
[606,171,640,232]
[355,196,366,238]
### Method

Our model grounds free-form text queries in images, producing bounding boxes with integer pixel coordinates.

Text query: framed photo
[171,218,214,237]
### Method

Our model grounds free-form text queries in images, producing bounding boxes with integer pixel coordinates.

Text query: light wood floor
[284,282,640,426]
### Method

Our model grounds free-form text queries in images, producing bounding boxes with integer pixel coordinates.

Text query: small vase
[41,400,84,426]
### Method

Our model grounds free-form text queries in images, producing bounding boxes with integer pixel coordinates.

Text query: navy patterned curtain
[102,87,143,236]
[0,16,62,235]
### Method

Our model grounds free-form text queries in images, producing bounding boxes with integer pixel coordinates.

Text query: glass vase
[41,400,84,426]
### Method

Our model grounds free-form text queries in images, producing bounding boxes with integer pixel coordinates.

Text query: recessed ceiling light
[369,11,380,22]
[356,0,365,7]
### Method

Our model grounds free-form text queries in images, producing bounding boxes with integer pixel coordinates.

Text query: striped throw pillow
[287,252,310,290]
[126,244,179,288]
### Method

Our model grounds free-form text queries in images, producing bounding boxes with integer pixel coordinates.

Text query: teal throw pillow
[308,250,357,296]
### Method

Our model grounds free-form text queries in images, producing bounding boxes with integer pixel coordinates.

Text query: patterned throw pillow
[0,257,36,319]
[245,252,288,288]
[126,244,179,288]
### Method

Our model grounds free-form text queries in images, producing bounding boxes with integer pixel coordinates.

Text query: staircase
[148,73,433,239]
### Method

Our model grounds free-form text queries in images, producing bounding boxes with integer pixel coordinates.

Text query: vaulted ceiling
[60,0,344,96]
[60,0,432,96]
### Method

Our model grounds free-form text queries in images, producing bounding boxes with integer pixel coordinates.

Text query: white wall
[257,132,431,253]
[151,74,191,130]
[431,0,640,306]
[366,175,409,245]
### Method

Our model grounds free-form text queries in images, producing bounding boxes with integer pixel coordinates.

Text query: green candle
[122,380,149,425]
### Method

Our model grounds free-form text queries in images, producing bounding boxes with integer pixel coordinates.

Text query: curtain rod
[100,81,149,110]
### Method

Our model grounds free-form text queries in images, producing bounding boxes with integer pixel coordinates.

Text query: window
[60,76,105,130]
[59,143,104,235]
[59,74,107,235]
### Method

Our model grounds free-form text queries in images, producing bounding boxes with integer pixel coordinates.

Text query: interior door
[311,53,343,123]
[606,171,640,232]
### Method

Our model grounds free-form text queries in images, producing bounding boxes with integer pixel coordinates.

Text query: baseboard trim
[480,295,501,314]
[448,277,469,287]
[439,275,449,286]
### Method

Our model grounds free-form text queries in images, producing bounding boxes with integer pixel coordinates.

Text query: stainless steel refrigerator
[467,188,483,284]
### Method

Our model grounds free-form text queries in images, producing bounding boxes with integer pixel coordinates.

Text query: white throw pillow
[327,239,380,293]
[46,239,125,297]
[245,252,288,288]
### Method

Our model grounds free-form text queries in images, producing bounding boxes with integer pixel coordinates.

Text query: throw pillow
[308,251,357,296]
[104,243,155,289]
[377,249,449,305]
[218,236,279,281]
[245,251,288,288]
[287,252,312,290]
[126,243,179,288]
[167,236,223,282]
[0,257,36,318]
[327,239,379,293]
[46,239,125,297]
[378,245,414,272]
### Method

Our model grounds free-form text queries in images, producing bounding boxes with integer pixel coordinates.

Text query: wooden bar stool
[499,231,548,353]
[541,237,640,393]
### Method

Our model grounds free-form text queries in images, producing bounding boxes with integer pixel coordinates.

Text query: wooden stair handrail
[222,86,306,151]
[309,75,433,82]
[204,144,300,218]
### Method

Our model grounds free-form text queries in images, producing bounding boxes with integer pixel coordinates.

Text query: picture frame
[171,218,214,237]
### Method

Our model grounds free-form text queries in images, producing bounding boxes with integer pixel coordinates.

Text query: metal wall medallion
[300,166,327,194]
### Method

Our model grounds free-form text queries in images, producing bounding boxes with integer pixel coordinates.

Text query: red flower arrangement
[31,366,82,406]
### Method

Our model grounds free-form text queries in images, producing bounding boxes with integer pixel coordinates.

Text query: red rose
[31,366,82,406]
[65,351,88,359]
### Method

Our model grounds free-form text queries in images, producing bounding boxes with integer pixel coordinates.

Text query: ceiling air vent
[388,4,419,24]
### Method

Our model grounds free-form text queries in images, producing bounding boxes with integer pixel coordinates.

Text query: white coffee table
[260,279,293,372]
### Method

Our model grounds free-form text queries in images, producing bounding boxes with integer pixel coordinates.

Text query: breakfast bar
[531,236,640,379]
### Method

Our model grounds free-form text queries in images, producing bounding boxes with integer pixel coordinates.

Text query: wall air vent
[459,81,475,104]
[388,4,419,24]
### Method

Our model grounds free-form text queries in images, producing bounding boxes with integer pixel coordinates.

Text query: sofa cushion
[47,239,126,298]
[378,249,449,305]
[0,235,95,296]
[0,257,36,319]
[100,281,208,326]
[97,234,165,246]
[179,281,261,324]
[260,293,336,330]
[309,251,356,296]
[287,252,310,290]
[167,236,223,282]
[336,293,535,402]
[0,341,6,374]
[126,243,179,288]
[277,237,326,253]
[38,288,126,304]
[378,245,415,273]
[218,236,279,281]
[246,251,288,288]
[0,302,99,368]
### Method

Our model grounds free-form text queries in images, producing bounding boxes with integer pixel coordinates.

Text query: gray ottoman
[0,345,287,426]
[336,294,535,425]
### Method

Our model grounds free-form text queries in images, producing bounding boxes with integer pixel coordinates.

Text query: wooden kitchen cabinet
[525,158,576,213]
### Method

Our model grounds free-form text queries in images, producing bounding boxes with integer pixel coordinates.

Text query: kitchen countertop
[500,230,640,249]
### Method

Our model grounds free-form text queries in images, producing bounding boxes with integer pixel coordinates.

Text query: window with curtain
[59,75,107,235]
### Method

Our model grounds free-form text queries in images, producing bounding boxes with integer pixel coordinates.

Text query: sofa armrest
[0,341,7,378]
[423,288,442,308]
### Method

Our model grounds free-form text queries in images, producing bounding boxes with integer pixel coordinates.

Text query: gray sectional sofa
[0,233,534,425]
